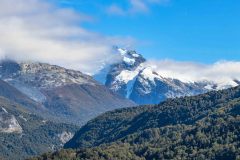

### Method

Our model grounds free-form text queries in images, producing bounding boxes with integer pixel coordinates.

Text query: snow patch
[115,69,139,84]
[204,84,215,90]
[1,107,8,113]
[132,53,140,58]
[126,76,138,98]
[123,57,135,66]
[118,48,127,56]
[137,76,154,94]
[140,67,162,82]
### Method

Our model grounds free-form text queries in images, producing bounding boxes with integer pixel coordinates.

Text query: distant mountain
[0,60,135,125]
[0,96,78,160]
[34,86,240,160]
[94,47,239,104]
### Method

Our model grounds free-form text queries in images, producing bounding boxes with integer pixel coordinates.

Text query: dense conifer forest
[30,86,240,160]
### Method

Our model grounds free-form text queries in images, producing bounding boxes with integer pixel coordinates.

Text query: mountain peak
[116,47,146,67]
[94,48,217,104]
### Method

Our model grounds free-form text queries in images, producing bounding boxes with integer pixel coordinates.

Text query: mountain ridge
[0,60,135,125]
[94,47,239,104]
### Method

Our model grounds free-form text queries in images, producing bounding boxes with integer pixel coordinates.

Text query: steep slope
[94,48,238,105]
[0,60,135,125]
[43,84,135,124]
[65,86,240,149]
[0,79,44,111]
[33,86,240,160]
[129,67,209,104]
[0,96,78,160]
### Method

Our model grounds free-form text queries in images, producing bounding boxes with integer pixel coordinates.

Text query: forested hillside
[31,86,240,160]
[0,97,78,160]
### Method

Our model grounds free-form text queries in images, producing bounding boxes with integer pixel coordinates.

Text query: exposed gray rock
[58,131,74,144]
[0,107,22,133]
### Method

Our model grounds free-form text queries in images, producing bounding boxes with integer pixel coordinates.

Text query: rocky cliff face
[0,107,22,133]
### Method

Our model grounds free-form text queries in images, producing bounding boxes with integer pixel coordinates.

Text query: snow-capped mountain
[0,60,134,125]
[94,47,239,104]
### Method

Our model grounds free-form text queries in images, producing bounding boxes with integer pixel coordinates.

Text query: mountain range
[0,48,239,159]
[0,47,238,127]
[94,47,239,104]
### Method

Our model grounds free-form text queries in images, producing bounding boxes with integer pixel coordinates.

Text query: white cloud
[146,59,240,86]
[0,0,134,74]
[107,4,126,16]
[130,0,149,12]
[107,0,170,15]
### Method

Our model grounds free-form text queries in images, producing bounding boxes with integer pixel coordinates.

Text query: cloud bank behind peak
[146,59,240,87]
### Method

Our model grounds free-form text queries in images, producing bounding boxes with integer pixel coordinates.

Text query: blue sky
[58,0,240,63]
[1,0,240,82]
